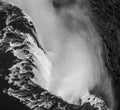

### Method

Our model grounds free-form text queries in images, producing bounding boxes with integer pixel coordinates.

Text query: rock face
[87,0,120,109]
[0,0,119,110]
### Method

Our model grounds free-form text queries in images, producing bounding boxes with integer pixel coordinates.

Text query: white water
[4,0,101,104]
